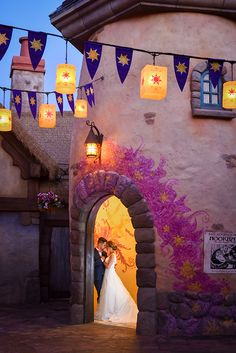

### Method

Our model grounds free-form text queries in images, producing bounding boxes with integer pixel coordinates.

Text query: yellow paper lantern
[39,104,56,128]
[140,64,167,100]
[74,99,87,118]
[222,81,236,109]
[0,109,12,131]
[55,63,76,94]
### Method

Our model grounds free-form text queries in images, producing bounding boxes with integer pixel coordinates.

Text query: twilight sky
[0,0,82,110]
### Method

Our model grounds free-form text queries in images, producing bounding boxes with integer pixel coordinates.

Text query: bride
[95,240,138,324]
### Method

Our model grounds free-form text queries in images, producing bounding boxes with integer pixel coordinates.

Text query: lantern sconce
[84,120,103,163]
[223,62,236,109]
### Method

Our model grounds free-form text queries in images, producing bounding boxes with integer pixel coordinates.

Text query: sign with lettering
[204,231,236,273]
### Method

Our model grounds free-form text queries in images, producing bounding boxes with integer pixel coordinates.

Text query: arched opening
[92,195,137,324]
[70,171,157,335]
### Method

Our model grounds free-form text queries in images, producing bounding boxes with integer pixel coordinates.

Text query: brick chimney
[10,37,45,114]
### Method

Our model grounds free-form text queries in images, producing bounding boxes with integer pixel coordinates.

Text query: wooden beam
[0,197,38,211]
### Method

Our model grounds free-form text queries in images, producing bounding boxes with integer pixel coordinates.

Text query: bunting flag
[28,30,47,70]
[207,59,224,88]
[84,83,95,107]
[174,55,190,91]
[55,92,63,116]
[115,47,133,83]
[67,93,75,113]
[28,91,37,119]
[13,90,22,119]
[0,25,13,61]
[84,41,102,79]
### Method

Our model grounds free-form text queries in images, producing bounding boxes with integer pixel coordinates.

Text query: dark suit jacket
[94,248,105,281]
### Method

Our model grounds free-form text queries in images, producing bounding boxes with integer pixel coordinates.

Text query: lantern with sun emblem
[39,104,56,128]
[55,64,76,94]
[0,109,12,131]
[222,81,236,109]
[140,64,167,100]
[74,99,88,118]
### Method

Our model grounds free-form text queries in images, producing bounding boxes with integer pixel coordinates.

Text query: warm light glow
[0,109,12,131]
[140,64,167,100]
[55,63,76,94]
[86,143,99,158]
[223,81,236,109]
[74,99,87,118]
[39,104,56,128]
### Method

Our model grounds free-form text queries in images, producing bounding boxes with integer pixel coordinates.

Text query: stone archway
[70,170,157,335]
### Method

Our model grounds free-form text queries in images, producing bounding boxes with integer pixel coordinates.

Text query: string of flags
[0,77,102,119]
[0,24,235,92]
[84,40,235,92]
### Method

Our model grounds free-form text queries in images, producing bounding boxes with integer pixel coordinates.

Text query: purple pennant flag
[174,55,190,91]
[0,25,13,61]
[28,91,37,119]
[13,90,22,119]
[207,59,224,88]
[28,30,47,70]
[116,47,133,83]
[55,92,63,116]
[84,83,95,107]
[84,41,102,79]
[66,94,75,113]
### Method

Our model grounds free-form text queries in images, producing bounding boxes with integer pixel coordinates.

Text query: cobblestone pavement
[0,302,235,353]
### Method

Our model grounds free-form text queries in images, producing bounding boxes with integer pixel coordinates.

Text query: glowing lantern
[55,64,76,94]
[85,121,103,162]
[39,104,56,128]
[222,81,236,109]
[74,99,87,118]
[0,109,12,131]
[140,64,167,100]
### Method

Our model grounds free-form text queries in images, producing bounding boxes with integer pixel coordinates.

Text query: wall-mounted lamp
[84,120,103,163]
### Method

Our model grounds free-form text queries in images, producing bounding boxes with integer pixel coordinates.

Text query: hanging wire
[46,92,49,104]
[65,39,68,64]
[0,76,104,96]
[3,88,6,107]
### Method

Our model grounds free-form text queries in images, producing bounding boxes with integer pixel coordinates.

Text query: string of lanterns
[0,76,103,131]
[0,23,235,133]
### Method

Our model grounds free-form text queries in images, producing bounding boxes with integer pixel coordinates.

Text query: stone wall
[157,291,236,336]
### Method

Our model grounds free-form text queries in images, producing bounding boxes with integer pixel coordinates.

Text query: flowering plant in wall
[37,191,64,210]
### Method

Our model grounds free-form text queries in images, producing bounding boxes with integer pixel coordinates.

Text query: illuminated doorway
[93,196,137,320]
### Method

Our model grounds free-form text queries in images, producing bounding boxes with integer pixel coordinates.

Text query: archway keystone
[70,170,157,335]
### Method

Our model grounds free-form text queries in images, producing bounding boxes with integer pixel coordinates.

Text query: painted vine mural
[72,142,230,295]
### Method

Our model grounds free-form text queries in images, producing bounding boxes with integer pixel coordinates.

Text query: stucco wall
[0,212,39,304]
[0,136,27,197]
[70,12,236,293]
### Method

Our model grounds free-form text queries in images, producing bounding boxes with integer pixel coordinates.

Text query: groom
[94,237,107,302]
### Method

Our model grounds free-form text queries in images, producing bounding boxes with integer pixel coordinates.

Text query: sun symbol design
[57,96,63,104]
[30,39,43,51]
[86,48,100,62]
[176,62,187,74]
[228,88,236,95]
[62,72,70,80]
[15,95,21,104]
[46,110,53,118]
[30,97,36,105]
[117,54,130,66]
[152,74,162,85]
[210,62,221,72]
[0,33,9,46]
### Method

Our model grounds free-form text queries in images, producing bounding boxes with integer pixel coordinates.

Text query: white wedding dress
[95,253,138,324]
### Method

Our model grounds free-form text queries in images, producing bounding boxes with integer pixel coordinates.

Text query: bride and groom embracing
[94,237,138,324]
